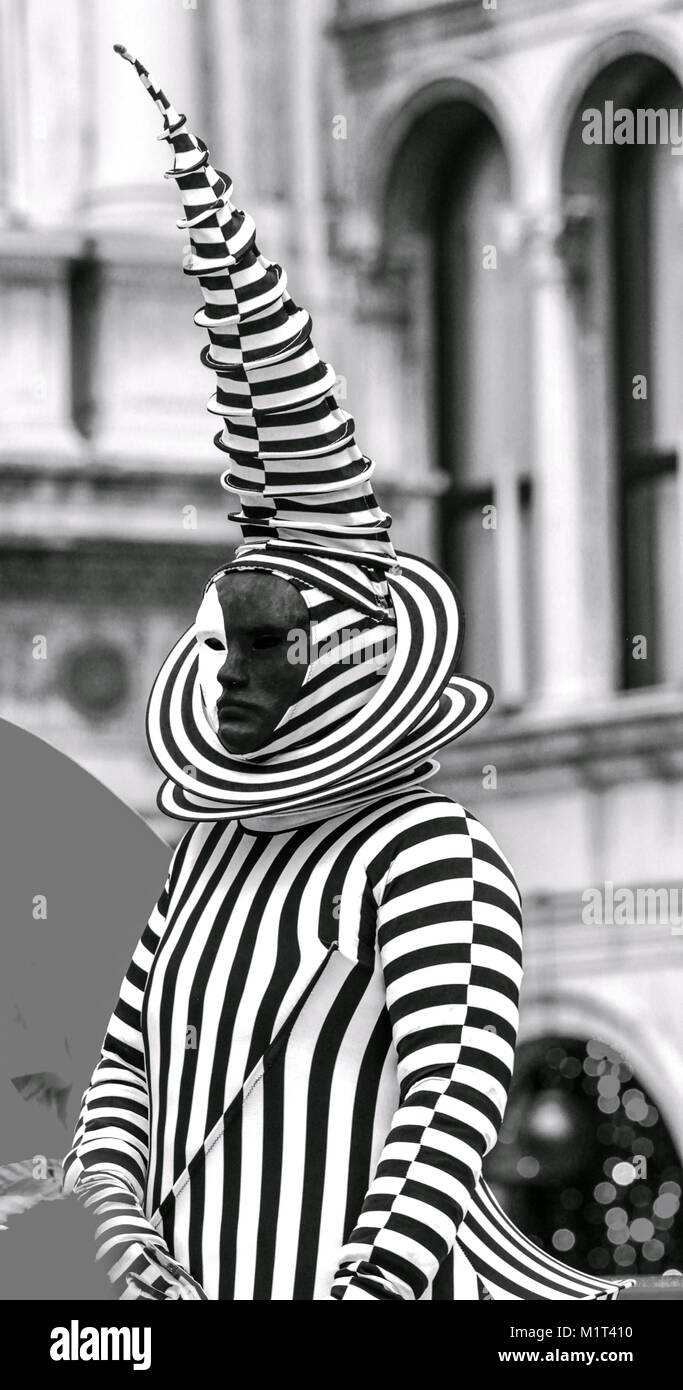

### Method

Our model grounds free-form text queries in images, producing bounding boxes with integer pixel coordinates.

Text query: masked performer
[62,49,631,1302]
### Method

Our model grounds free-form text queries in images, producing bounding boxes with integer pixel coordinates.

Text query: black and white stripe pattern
[63,794,625,1300]
[114,45,394,561]
[147,551,493,823]
[194,557,396,752]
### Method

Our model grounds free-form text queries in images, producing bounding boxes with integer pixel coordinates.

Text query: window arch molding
[351,64,522,257]
[546,25,683,204]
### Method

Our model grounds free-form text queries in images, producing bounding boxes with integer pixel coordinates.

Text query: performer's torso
[140,790,479,1299]
[143,804,390,1194]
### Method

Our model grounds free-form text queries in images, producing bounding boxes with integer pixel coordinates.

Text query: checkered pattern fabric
[64,795,629,1300]
[114,45,394,563]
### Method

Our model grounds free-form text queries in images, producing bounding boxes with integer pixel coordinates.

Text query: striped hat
[113,47,494,820]
[146,551,492,824]
[114,44,395,565]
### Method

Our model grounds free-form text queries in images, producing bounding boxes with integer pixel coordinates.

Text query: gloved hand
[119,1242,209,1301]
[71,1170,208,1300]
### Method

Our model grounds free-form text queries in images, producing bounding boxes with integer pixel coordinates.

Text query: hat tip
[113,43,134,63]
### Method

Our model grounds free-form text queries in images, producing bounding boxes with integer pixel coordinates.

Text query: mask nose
[217,642,249,691]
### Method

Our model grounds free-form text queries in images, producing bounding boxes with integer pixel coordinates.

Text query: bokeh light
[483,1035,683,1277]
[552,1228,576,1252]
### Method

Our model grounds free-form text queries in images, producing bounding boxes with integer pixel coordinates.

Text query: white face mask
[195,583,228,735]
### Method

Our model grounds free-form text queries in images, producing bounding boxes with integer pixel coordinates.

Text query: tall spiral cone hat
[116,45,495,825]
[114,45,396,568]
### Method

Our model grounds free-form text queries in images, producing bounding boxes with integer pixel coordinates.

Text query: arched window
[563,57,683,690]
[383,99,528,706]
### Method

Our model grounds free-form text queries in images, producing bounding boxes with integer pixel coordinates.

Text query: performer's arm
[331,804,522,1301]
[62,835,205,1299]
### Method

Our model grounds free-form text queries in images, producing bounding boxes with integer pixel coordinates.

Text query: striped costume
[63,793,621,1300]
[60,48,630,1302]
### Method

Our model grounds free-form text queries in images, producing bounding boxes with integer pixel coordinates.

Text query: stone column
[0,0,28,224]
[493,451,526,707]
[287,0,327,302]
[82,240,214,468]
[0,1,84,462]
[525,206,587,707]
[80,0,202,230]
[0,233,84,463]
[21,0,83,227]
[205,0,289,262]
[203,0,253,213]
[72,2,215,468]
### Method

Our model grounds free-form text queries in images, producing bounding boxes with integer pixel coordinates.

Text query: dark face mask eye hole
[203,637,225,652]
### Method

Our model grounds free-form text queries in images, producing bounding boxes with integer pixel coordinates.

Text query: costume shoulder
[369,787,505,843]
[364,789,520,905]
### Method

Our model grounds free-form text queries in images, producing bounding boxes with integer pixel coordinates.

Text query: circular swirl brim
[145,553,493,820]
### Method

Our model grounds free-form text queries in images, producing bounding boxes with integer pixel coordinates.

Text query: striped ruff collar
[146,552,493,825]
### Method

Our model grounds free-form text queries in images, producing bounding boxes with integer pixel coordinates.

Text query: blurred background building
[1,0,683,1280]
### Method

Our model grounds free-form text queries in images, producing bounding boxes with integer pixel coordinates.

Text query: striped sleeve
[61,840,188,1296]
[331,804,523,1301]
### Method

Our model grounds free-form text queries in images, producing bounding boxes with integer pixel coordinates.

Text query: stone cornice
[443,689,683,784]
